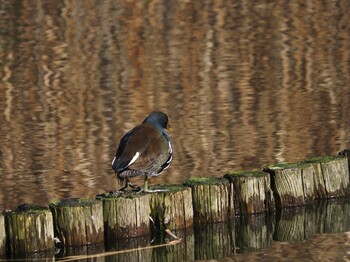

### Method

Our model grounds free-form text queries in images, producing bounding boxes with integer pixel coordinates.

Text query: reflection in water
[6,199,349,260]
[0,1,350,214]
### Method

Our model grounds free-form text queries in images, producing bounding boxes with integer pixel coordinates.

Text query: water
[0,0,350,260]
[5,199,350,261]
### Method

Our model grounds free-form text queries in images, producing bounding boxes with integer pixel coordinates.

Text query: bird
[111,111,173,192]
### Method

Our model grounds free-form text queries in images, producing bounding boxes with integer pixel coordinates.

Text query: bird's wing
[131,133,170,175]
[112,125,150,171]
[112,124,170,174]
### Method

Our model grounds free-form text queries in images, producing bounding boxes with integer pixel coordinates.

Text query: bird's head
[143,111,171,131]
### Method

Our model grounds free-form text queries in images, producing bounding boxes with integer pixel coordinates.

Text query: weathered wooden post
[49,198,104,246]
[149,185,193,232]
[4,204,54,254]
[339,149,350,171]
[304,156,350,198]
[224,170,275,215]
[96,192,150,241]
[183,177,232,224]
[264,162,316,208]
[0,213,6,256]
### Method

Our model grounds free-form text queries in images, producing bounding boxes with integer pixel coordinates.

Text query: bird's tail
[115,169,142,185]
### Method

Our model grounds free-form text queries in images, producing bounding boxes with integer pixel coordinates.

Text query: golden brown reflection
[0,0,350,209]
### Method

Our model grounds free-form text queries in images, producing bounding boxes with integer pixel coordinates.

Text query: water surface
[0,0,350,260]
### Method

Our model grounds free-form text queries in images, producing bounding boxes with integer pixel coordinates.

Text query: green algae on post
[226,170,268,177]
[264,155,350,208]
[49,198,104,246]
[50,198,100,207]
[184,177,232,224]
[304,155,350,198]
[264,161,316,208]
[4,204,54,254]
[225,170,275,215]
[184,176,228,186]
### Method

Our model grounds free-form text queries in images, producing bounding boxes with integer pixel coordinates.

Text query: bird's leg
[144,175,149,191]
[116,178,129,192]
[139,175,169,193]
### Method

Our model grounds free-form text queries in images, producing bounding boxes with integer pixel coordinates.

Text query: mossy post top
[96,184,190,200]
[95,191,149,200]
[225,170,267,178]
[304,155,347,164]
[183,177,229,187]
[264,155,347,171]
[4,203,50,215]
[264,161,312,170]
[150,184,190,192]
[50,198,100,207]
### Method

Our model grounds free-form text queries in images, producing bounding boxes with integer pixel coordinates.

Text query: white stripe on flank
[168,141,173,154]
[127,152,140,167]
[166,141,173,164]
[111,157,116,166]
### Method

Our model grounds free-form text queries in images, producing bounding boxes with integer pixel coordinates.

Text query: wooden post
[149,185,193,232]
[305,156,350,198]
[49,198,104,246]
[224,171,275,215]
[264,162,316,208]
[0,213,6,256]
[96,192,150,241]
[339,149,350,171]
[183,177,232,224]
[4,204,54,254]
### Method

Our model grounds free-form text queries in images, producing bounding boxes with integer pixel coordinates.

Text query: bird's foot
[109,184,141,195]
[109,190,125,196]
[128,182,142,192]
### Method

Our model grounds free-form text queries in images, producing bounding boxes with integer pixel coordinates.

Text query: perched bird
[111,111,172,192]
